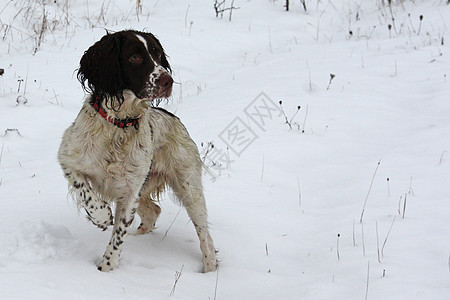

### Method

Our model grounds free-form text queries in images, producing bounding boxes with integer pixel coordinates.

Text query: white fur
[135,33,149,51]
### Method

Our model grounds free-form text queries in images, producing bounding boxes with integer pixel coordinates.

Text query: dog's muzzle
[137,68,173,100]
[156,71,173,98]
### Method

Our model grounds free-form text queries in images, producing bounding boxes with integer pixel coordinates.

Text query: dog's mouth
[139,87,172,102]
[137,73,173,101]
[157,85,173,99]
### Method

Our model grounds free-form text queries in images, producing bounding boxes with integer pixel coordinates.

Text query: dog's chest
[75,118,154,197]
[99,131,152,174]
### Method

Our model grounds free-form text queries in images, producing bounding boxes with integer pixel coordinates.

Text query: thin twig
[361,222,366,256]
[439,150,448,164]
[279,101,301,130]
[387,1,398,35]
[201,142,214,163]
[279,101,292,130]
[0,142,4,167]
[407,13,416,34]
[386,177,390,197]
[162,208,181,240]
[365,261,370,300]
[376,222,381,263]
[402,193,407,219]
[300,0,307,12]
[448,254,450,275]
[228,0,236,21]
[289,106,301,125]
[23,64,29,96]
[169,264,184,296]
[408,176,414,196]
[336,234,341,261]
[188,21,193,36]
[305,60,312,92]
[397,195,403,215]
[326,73,335,90]
[417,15,423,36]
[381,216,396,257]
[352,219,356,247]
[360,160,381,223]
[301,104,309,133]
[184,4,190,27]
[213,265,219,300]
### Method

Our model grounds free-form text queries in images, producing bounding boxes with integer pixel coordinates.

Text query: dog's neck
[95,90,150,118]
[89,90,150,129]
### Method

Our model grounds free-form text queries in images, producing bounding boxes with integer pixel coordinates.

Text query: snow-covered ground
[0,1,449,299]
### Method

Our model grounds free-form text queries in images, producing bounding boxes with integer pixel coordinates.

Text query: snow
[0,0,449,299]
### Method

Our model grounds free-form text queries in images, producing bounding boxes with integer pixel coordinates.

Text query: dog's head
[77,30,173,108]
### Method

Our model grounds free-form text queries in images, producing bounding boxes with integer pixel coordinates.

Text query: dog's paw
[203,255,218,273]
[97,255,119,272]
[97,263,115,272]
[132,222,157,235]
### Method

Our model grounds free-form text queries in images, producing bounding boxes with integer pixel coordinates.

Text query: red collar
[91,102,142,130]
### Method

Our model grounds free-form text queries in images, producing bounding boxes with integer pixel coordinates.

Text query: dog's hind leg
[170,170,218,273]
[134,195,161,235]
[132,176,164,235]
[62,166,113,230]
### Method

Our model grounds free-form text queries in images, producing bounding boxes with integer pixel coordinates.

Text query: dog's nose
[158,73,173,89]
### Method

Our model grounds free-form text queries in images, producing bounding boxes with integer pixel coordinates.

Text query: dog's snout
[158,73,173,89]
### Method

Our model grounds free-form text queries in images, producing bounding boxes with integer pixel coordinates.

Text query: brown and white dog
[58,30,217,272]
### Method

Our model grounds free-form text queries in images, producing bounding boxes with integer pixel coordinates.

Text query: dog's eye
[129,54,143,64]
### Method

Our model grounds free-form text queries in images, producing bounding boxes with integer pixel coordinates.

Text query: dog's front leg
[97,193,140,272]
[62,167,113,230]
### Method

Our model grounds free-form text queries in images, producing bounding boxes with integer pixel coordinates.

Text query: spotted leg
[62,167,113,230]
[97,192,141,272]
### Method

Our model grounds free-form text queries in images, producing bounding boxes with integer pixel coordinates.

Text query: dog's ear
[77,33,124,97]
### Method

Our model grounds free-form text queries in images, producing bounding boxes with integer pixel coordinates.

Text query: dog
[58,30,217,273]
